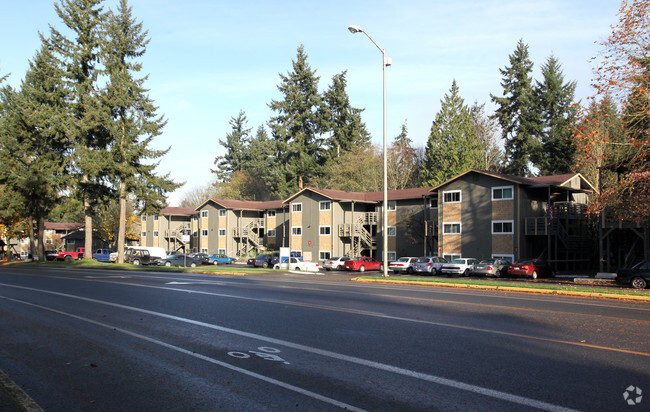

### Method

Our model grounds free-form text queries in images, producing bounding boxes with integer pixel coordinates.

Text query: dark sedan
[158,255,203,268]
[616,260,650,289]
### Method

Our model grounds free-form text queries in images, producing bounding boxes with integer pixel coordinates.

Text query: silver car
[322,256,349,271]
[389,257,418,274]
[413,256,448,275]
[469,259,510,277]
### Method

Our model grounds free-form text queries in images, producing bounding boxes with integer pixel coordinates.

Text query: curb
[0,370,43,412]
[351,278,650,301]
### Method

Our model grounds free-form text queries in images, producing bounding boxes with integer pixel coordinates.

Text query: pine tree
[470,102,504,172]
[212,110,252,182]
[320,71,370,161]
[491,39,539,176]
[532,55,578,175]
[48,0,111,258]
[421,80,482,186]
[267,45,324,198]
[388,121,421,189]
[102,0,179,263]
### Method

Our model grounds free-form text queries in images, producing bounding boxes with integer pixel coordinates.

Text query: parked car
[247,257,256,266]
[45,250,59,261]
[187,253,210,265]
[253,253,273,268]
[273,257,320,272]
[413,256,448,275]
[343,257,383,272]
[158,254,203,268]
[207,254,237,265]
[322,256,349,271]
[616,260,650,289]
[441,258,481,277]
[507,259,555,279]
[270,251,301,267]
[470,259,511,277]
[389,257,418,274]
[125,249,159,266]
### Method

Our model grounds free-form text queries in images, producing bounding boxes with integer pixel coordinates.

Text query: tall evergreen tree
[491,39,539,176]
[267,45,324,198]
[212,110,252,182]
[320,71,370,161]
[532,55,578,175]
[421,80,482,186]
[388,121,421,189]
[470,102,504,172]
[49,0,111,257]
[102,0,179,263]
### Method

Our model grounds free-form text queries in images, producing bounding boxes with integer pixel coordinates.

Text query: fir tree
[491,39,539,176]
[212,110,252,182]
[267,45,324,198]
[470,102,504,172]
[102,0,180,263]
[388,121,421,189]
[532,55,578,175]
[422,80,482,186]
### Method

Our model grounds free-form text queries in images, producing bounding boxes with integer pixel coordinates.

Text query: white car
[389,257,418,274]
[441,258,481,277]
[413,256,448,275]
[322,256,349,271]
[274,257,320,272]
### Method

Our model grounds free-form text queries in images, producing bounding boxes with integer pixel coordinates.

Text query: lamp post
[348,25,391,277]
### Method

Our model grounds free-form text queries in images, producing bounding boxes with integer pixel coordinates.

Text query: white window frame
[267,229,276,237]
[267,210,276,218]
[429,198,438,209]
[319,200,331,211]
[193,231,198,237]
[201,248,208,254]
[218,248,226,255]
[387,201,396,211]
[292,203,302,213]
[319,226,331,236]
[141,231,146,238]
[201,229,208,237]
[387,251,397,261]
[443,253,462,261]
[201,210,208,218]
[492,186,514,201]
[443,190,461,204]
[443,222,461,234]
[218,228,226,237]
[218,209,227,217]
[319,251,331,260]
[491,220,514,234]
[153,230,159,237]
[291,226,302,236]
[492,254,515,263]
[153,214,159,221]
[387,226,397,237]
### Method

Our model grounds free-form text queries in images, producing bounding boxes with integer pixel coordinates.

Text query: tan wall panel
[443,235,461,253]
[442,204,461,221]
[492,200,514,220]
[387,211,397,226]
[492,235,514,254]
[319,210,331,225]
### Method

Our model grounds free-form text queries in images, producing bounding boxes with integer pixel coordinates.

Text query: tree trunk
[83,175,93,259]
[37,216,45,261]
[117,181,127,264]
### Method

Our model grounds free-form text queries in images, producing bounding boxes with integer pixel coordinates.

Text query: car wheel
[64,255,72,262]
[325,268,330,271]
[531,271,538,280]
[294,266,301,271]
[359,265,365,272]
[165,262,171,267]
[407,267,413,274]
[190,262,197,268]
[337,265,343,271]
[213,261,218,265]
[262,262,268,268]
[463,269,469,277]
[133,259,140,265]
[379,264,384,271]
[631,277,647,289]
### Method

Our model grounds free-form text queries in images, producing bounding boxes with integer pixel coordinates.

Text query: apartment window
[319,251,331,260]
[388,201,396,211]
[492,254,514,263]
[201,210,208,218]
[193,216,198,221]
[201,229,208,237]
[429,198,438,209]
[153,231,159,237]
[218,248,226,255]
[292,203,302,213]
[153,214,159,221]
[193,231,198,238]
[141,231,147,237]
[201,248,208,254]
[218,228,226,237]
[443,253,461,261]
[443,222,461,234]
[492,220,514,234]
[267,210,276,218]
[443,190,461,204]
[387,251,397,261]
[319,200,331,211]
[267,229,276,237]
[291,227,302,236]
[492,186,514,201]
[319,226,331,236]
[219,209,227,217]
[387,226,397,237]
[46,239,52,244]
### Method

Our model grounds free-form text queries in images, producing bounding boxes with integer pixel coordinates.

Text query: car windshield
[451,259,465,264]
[398,257,410,262]
[480,259,495,264]
[417,257,430,263]
[515,260,533,265]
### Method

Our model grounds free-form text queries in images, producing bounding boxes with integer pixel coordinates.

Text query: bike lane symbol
[228,346,290,365]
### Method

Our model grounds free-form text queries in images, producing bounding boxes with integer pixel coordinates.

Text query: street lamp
[348,24,391,277]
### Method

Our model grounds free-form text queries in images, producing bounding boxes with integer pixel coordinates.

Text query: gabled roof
[195,198,285,212]
[159,207,198,216]
[45,222,83,231]
[284,186,435,204]
[430,169,597,193]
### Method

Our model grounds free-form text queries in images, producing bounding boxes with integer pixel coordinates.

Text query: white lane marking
[1,295,365,412]
[165,282,193,285]
[0,283,579,411]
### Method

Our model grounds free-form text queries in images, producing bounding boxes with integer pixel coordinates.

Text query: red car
[507,259,555,279]
[343,257,383,272]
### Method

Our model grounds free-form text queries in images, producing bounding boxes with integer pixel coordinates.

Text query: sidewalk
[0,370,43,412]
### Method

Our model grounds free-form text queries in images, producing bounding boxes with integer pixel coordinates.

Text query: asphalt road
[0,265,648,411]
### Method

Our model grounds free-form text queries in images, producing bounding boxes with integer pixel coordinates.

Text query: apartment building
[141,207,198,254]
[430,170,596,270]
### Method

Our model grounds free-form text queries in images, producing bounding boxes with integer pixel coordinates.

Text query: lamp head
[348,25,362,34]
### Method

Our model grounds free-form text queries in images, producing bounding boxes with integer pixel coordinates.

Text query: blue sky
[1,1,620,205]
